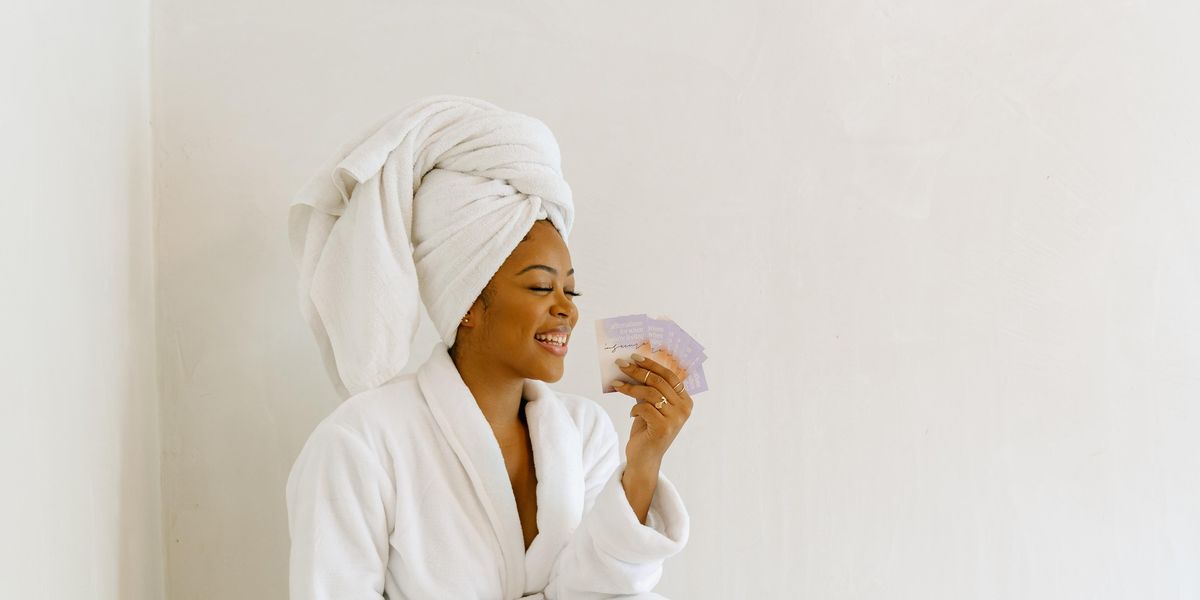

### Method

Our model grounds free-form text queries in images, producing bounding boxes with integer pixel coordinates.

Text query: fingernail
[632,353,645,362]
[611,381,625,387]
[616,358,631,367]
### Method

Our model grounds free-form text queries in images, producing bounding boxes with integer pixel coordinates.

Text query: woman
[285,96,693,599]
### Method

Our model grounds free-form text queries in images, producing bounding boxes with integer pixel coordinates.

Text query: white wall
[152,1,1200,598]
[0,1,164,598]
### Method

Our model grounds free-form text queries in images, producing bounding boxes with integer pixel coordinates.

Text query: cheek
[488,295,560,348]
[488,307,539,347]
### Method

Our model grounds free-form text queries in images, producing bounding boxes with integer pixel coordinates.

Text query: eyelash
[531,287,583,297]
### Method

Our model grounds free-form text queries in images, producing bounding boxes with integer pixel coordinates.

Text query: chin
[539,368,565,383]
[526,357,566,383]
[528,365,564,383]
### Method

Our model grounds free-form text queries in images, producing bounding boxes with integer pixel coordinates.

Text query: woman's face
[457,219,580,383]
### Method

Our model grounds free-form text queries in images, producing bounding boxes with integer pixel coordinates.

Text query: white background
[4,1,1199,598]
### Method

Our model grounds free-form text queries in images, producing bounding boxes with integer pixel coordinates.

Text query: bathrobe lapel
[520,368,585,591]
[417,342,584,597]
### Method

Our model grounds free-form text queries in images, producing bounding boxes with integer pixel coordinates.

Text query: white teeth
[535,333,567,345]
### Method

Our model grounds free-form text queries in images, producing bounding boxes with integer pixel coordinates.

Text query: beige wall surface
[1,0,164,598]
[150,1,1199,599]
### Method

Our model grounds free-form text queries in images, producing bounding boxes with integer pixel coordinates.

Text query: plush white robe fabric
[286,342,689,599]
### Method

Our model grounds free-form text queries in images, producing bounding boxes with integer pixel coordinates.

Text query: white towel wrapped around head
[288,94,574,400]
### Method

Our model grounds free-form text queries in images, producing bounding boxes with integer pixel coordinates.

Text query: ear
[460,296,485,327]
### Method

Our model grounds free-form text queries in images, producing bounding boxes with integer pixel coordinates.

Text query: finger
[608,379,636,396]
[619,353,682,394]
[615,380,657,403]
[632,367,692,416]
[629,350,676,383]
[620,382,682,420]
[641,343,689,381]
[668,372,694,413]
[619,357,692,415]
[630,402,670,431]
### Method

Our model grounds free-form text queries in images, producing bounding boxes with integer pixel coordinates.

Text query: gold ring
[655,396,668,409]
[642,370,650,384]
[673,382,684,393]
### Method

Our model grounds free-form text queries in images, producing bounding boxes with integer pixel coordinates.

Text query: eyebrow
[516,264,574,276]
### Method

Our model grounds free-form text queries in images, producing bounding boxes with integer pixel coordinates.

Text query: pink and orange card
[595,313,708,395]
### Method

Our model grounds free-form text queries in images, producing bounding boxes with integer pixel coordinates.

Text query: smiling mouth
[534,335,569,355]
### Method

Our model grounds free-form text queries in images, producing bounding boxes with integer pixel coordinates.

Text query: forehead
[507,222,572,271]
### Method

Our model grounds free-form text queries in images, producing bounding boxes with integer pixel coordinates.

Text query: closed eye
[531,287,583,297]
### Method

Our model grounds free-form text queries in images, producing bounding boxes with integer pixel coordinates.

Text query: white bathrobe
[285,342,689,599]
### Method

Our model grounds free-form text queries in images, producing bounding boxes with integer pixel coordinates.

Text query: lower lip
[535,338,568,356]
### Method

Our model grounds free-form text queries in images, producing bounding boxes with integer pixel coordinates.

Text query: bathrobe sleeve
[543,406,689,599]
[285,422,396,600]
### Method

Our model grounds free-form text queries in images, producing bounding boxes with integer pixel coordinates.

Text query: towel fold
[288,94,574,399]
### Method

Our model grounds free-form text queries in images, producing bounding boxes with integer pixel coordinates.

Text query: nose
[553,292,576,320]
[554,301,573,319]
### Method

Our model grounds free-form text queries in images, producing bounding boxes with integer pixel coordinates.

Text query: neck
[450,346,526,435]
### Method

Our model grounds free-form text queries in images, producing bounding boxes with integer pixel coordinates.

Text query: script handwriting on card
[602,342,643,355]
[594,313,708,395]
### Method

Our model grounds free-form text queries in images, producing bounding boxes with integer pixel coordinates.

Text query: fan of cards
[595,313,708,395]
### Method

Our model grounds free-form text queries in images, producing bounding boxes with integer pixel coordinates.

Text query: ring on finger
[655,395,669,409]
[672,382,684,393]
[642,370,650,384]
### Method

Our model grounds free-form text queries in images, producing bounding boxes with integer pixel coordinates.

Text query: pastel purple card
[646,315,670,352]
[596,313,647,355]
[595,313,648,394]
[681,362,708,394]
[659,320,705,377]
[668,332,705,375]
[596,313,707,395]
[668,319,704,352]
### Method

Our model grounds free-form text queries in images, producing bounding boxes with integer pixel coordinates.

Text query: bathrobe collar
[416,341,585,596]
